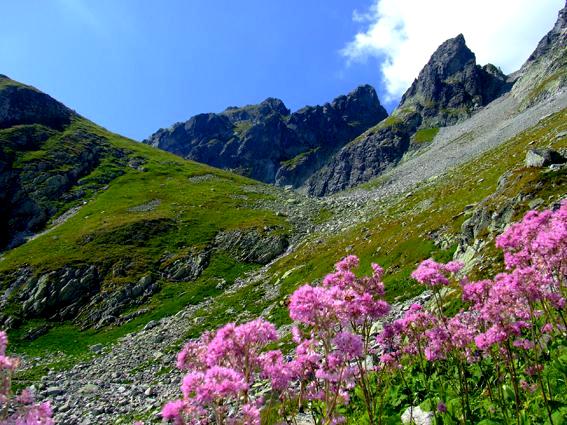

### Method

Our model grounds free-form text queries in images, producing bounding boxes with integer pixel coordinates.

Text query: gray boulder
[525,148,565,167]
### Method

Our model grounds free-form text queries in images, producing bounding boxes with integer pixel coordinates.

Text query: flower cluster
[1,331,53,424]
[162,202,566,424]
[287,256,390,423]
[163,318,280,424]
[374,201,567,422]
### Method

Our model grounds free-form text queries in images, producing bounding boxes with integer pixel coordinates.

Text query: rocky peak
[259,97,290,116]
[145,85,388,187]
[330,84,386,125]
[0,74,73,130]
[527,1,566,63]
[399,34,509,126]
[426,34,476,77]
[221,97,290,124]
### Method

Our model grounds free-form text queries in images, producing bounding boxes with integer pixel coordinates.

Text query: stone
[45,386,65,396]
[525,149,565,168]
[401,406,433,425]
[78,384,99,395]
[23,325,50,341]
[214,228,289,264]
[164,250,210,282]
[143,320,158,331]
[89,344,104,353]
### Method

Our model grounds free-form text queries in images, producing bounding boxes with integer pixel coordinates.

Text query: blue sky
[1,0,385,140]
[0,0,561,140]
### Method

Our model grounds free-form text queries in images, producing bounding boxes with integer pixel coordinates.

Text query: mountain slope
[0,77,331,335]
[23,99,566,425]
[0,75,84,250]
[143,85,388,187]
[305,2,567,197]
[512,1,567,109]
[304,34,511,196]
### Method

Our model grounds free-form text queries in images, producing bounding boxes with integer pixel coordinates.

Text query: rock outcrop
[0,75,73,130]
[0,75,132,251]
[455,155,567,273]
[398,34,509,127]
[214,228,289,264]
[525,148,566,168]
[0,126,124,250]
[305,111,421,196]
[512,1,567,107]
[144,85,388,187]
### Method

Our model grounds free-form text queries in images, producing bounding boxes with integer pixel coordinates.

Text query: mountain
[143,85,388,187]
[0,76,332,332]
[511,1,567,109]
[397,33,509,126]
[304,34,512,196]
[0,4,566,423]
[145,33,514,197]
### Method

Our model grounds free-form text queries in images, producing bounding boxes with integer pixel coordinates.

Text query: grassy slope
[413,127,440,143]
[177,108,567,342]
[1,118,288,272]
[6,108,566,391]
[2,116,299,379]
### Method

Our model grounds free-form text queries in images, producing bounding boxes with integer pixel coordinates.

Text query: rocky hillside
[512,1,567,109]
[1,3,566,424]
[304,34,512,196]
[0,78,336,336]
[304,3,567,197]
[0,75,81,249]
[143,85,388,187]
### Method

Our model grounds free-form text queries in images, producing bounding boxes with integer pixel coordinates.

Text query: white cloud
[342,0,564,101]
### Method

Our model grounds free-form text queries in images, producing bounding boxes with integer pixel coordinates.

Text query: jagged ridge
[143,85,388,187]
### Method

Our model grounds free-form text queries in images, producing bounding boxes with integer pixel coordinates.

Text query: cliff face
[0,76,123,250]
[512,1,567,108]
[144,85,388,186]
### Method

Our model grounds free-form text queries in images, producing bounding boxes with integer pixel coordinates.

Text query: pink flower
[241,403,261,425]
[161,399,185,422]
[335,255,359,271]
[197,366,248,403]
[205,319,278,371]
[412,259,463,287]
[260,350,294,390]
[333,332,363,360]
[0,331,54,425]
[542,323,554,334]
